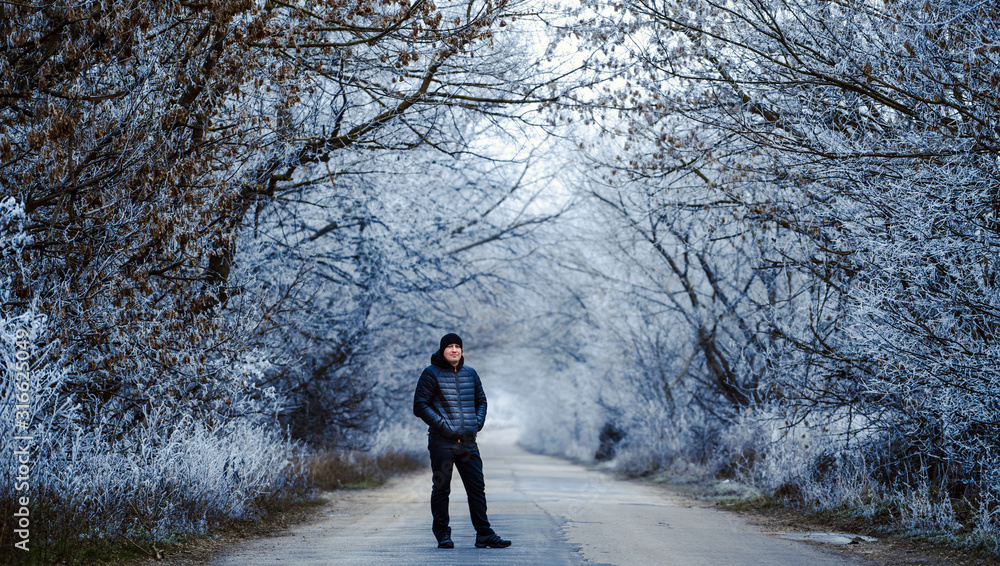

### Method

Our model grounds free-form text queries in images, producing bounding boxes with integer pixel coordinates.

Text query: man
[413,332,512,549]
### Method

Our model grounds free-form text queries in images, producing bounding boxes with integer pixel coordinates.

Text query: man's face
[443,343,462,366]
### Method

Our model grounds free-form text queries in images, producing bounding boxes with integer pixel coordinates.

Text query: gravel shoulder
[634,474,993,566]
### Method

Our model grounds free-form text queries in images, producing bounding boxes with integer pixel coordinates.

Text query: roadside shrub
[0,308,308,563]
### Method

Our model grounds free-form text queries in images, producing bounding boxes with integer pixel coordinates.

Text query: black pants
[427,435,494,541]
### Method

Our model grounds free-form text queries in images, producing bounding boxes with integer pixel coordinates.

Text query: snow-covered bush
[0,302,307,559]
[36,411,306,539]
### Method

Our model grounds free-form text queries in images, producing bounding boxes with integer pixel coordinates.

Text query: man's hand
[438,425,461,440]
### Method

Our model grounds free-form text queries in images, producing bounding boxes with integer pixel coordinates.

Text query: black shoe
[475,533,511,548]
[437,536,454,549]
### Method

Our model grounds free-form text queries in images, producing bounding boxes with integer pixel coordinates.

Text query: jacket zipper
[453,368,467,437]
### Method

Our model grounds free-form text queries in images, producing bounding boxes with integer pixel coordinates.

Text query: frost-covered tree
[555,0,1000,529]
[243,129,568,446]
[0,0,563,557]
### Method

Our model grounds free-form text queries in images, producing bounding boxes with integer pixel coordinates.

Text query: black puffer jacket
[413,352,487,441]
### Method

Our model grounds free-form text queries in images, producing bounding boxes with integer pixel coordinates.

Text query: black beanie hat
[439,333,463,352]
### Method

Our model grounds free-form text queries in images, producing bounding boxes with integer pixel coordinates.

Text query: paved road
[209,429,873,566]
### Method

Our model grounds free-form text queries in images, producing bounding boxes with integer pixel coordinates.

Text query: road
[208,429,875,566]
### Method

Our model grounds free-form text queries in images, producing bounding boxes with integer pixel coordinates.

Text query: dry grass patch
[306,449,425,490]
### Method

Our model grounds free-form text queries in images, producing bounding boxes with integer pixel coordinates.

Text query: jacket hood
[431,351,464,371]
